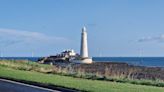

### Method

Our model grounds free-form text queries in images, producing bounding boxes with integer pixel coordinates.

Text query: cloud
[0,28,69,47]
[138,34,164,42]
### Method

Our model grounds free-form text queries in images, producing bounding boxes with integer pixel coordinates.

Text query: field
[0,60,164,92]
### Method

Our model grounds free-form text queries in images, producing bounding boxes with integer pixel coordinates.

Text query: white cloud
[0,28,70,47]
[138,34,164,42]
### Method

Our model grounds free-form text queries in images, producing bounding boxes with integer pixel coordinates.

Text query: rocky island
[37,26,164,82]
[39,26,93,64]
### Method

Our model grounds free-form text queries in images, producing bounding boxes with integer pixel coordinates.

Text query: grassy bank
[0,60,164,87]
[0,66,164,92]
[0,60,164,92]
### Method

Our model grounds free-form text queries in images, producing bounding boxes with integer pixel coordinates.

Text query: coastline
[0,60,164,92]
[1,57,164,67]
[0,63,163,92]
[52,62,164,81]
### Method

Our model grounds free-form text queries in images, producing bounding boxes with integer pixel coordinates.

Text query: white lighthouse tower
[71,26,92,64]
[79,26,93,63]
[80,27,89,58]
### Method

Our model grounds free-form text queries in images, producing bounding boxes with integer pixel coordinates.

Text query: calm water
[93,57,164,67]
[0,57,164,67]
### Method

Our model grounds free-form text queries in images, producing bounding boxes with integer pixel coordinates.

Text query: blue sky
[0,0,164,57]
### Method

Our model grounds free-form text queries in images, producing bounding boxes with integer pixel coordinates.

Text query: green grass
[0,66,164,92]
[0,60,53,73]
[0,60,164,87]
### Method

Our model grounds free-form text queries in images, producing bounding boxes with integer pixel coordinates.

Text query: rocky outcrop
[51,62,164,81]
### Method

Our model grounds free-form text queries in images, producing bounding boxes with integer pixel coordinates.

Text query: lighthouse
[71,26,92,64]
[79,26,92,63]
[80,27,89,58]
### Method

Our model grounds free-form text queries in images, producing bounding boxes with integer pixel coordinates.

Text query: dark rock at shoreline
[38,57,70,65]
[51,62,164,81]
[37,55,164,81]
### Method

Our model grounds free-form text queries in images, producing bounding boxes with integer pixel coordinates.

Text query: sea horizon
[1,57,164,67]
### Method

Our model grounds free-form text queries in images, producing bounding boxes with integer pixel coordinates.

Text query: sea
[0,57,164,67]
